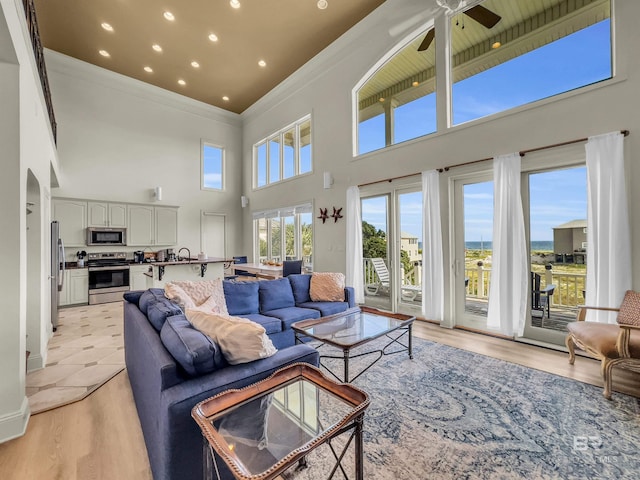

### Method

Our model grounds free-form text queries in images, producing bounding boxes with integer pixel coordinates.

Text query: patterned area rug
[284,338,640,480]
[26,303,125,414]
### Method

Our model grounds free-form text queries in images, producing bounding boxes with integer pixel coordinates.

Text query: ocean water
[465,241,554,251]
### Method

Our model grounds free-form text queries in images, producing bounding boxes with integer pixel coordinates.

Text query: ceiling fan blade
[464,5,501,29]
[417,28,435,52]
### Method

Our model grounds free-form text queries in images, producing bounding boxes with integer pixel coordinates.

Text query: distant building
[401,232,420,263]
[553,219,587,264]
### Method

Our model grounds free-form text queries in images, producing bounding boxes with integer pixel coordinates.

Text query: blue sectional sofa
[124,274,355,480]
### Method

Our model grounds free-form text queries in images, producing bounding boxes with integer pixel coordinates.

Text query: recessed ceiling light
[412,81,419,87]
[222,96,230,101]
[492,41,501,49]
[191,61,200,68]
[99,49,110,57]
[230,0,240,9]
[144,66,153,73]
[379,97,385,102]
[101,22,113,32]
[178,79,186,86]
[258,60,266,67]
[163,11,175,21]
[317,0,328,9]
[152,44,163,52]
[208,33,219,42]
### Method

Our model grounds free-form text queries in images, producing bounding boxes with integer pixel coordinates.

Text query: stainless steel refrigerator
[51,220,65,330]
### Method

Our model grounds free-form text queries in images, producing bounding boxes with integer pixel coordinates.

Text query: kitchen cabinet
[59,269,89,306]
[155,207,178,246]
[52,199,87,247]
[88,202,127,227]
[130,264,152,291]
[127,205,178,246]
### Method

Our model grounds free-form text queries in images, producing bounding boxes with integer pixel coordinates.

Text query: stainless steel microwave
[86,227,127,246]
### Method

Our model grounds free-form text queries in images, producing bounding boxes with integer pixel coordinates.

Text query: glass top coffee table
[192,363,370,480]
[292,306,415,383]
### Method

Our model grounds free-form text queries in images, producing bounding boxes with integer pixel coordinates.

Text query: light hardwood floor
[1,319,638,480]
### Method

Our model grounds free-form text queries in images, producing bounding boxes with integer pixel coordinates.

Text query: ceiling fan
[418,2,501,52]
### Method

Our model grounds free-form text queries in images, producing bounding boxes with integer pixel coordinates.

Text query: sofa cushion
[223,281,260,316]
[186,310,277,365]
[139,289,183,331]
[310,272,346,302]
[288,274,312,304]
[298,301,350,317]
[160,315,226,377]
[242,313,283,335]
[262,306,321,330]
[259,278,295,313]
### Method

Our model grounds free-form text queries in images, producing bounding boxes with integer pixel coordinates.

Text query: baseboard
[27,353,44,372]
[0,397,30,444]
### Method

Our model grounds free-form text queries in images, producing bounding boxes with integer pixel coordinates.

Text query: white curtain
[421,170,444,321]
[585,132,631,323]
[486,153,528,336]
[346,186,365,304]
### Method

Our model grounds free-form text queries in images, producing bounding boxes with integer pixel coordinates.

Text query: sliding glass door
[361,195,392,311]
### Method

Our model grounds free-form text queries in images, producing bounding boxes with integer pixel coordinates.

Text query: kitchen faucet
[178,247,191,262]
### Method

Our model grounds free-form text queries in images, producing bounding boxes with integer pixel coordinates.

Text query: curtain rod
[357,130,629,187]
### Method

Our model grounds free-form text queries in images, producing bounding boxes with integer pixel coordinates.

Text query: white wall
[241,0,640,298]
[46,51,244,261]
[0,0,57,442]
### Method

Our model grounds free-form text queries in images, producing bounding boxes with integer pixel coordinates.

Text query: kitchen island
[140,257,232,288]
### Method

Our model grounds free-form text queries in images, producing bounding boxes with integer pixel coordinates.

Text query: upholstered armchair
[565,290,640,399]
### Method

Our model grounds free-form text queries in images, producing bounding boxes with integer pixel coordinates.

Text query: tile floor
[26,302,125,414]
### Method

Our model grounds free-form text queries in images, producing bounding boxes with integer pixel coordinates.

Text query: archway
[26,169,45,371]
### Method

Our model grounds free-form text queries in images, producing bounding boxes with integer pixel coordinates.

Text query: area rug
[26,302,125,414]
[284,338,640,480]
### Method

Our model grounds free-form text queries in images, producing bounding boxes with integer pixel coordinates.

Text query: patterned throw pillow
[617,290,640,326]
[309,272,346,302]
[164,279,228,315]
[185,309,277,365]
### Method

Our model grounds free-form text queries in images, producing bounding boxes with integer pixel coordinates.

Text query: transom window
[254,116,312,188]
[202,143,224,190]
[355,0,612,155]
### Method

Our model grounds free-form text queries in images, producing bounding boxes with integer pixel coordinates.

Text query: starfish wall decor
[331,207,343,223]
[317,207,329,224]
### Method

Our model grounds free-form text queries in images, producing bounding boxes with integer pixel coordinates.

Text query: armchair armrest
[576,305,620,322]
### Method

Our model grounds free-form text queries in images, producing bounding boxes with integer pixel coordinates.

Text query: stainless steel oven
[87,252,130,304]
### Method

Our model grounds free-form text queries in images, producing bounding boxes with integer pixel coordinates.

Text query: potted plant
[76,250,87,267]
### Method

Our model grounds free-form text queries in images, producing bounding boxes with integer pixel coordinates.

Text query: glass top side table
[192,363,370,480]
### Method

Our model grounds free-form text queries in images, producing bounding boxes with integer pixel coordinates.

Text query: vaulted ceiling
[34,0,386,114]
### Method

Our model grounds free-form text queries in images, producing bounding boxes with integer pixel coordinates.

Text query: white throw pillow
[185,310,277,365]
[165,279,229,315]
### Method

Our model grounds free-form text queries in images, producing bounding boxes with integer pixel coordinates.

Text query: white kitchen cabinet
[127,205,155,246]
[59,269,89,306]
[155,207,178,246]
[130,264,152,291]
[127,205,178,246]
[88,202,127,227]
[53,199,87,247]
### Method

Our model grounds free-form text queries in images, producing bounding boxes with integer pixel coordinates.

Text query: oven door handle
[88,265,130,272]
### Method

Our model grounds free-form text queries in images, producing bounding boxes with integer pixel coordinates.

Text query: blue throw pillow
[259,278,295,313]
[223,280,260,315]
[160,315,226,377]
[288,274,312,304]
[138,288,182,331]
[123,290,145,306]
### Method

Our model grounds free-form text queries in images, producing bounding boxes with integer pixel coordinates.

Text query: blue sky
[361,19,610,243]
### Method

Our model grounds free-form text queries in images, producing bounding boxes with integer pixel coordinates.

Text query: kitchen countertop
[145,257,231,267]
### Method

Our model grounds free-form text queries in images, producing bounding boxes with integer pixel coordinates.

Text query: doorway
[361,195,392,311]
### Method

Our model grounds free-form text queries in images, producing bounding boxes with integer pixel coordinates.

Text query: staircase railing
[22,0,57,143]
